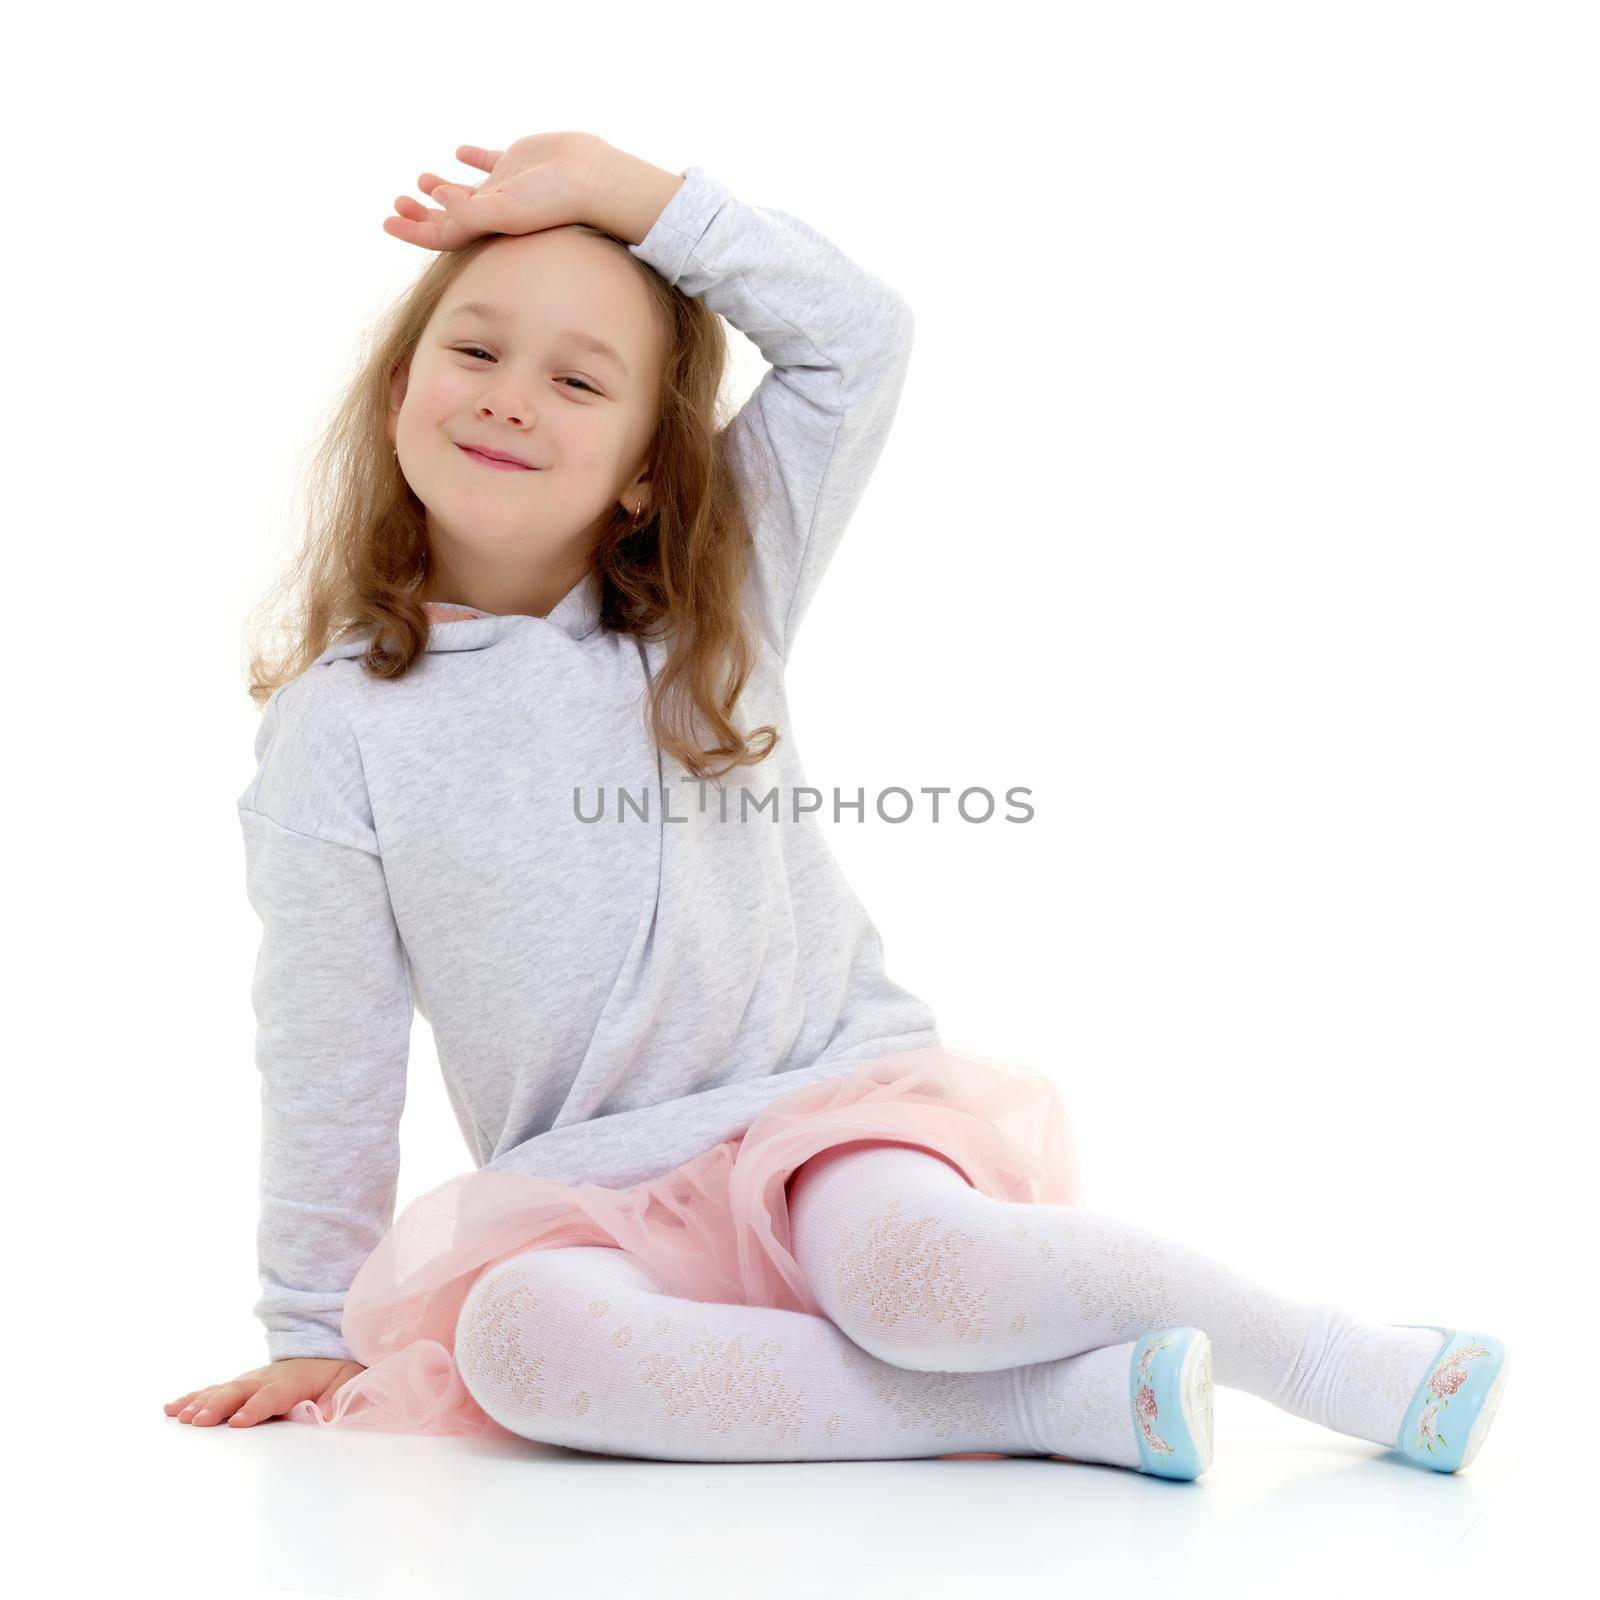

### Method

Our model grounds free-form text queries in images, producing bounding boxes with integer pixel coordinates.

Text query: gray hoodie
[237,164,940,1361]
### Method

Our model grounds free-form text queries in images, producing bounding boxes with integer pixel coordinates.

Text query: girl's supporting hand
[163,1356,365,1428]
[383,130,613,252]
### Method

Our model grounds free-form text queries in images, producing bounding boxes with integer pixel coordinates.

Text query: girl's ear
[622,470,651,522]
[387,357,412,442]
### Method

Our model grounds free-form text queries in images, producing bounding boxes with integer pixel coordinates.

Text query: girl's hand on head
[163,1356,366,1428]
[384,131,614,252]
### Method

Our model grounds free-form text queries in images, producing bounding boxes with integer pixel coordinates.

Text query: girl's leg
[454,1243,1153,1468]
[786,1139,1448,1451]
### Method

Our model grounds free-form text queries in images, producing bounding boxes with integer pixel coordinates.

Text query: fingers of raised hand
[384,188,492,252]
[456,144,503,172]
[394,193,444,222]
[417,171,465,200]
[383,194,460,252]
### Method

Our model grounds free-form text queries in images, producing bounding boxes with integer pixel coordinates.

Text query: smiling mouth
[457,445,539,471]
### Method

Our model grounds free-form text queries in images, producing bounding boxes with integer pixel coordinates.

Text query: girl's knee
[788,1171,1024,1373]
[454,1246,658,1449]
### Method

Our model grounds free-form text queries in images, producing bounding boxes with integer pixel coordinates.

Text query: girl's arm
[597,153,917,665]
[236,670,412,1363]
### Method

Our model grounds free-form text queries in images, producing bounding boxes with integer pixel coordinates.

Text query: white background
[7,1,1592,1594]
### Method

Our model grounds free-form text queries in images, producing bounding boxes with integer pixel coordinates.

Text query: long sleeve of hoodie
[237,670,412,1362]
[627,166,916,663]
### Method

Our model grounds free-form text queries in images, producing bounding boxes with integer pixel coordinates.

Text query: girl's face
[388,227,664,608]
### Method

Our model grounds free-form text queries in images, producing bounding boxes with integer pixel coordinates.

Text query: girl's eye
[454,347,599,395]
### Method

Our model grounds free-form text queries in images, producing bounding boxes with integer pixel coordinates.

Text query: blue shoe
[1388,1324,1510,1473]
[1130,1327,1214,1479]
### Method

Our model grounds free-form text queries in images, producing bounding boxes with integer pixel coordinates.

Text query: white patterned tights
[453,1139,1446,1466]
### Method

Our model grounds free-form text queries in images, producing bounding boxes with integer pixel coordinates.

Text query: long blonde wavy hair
[242,224,779,781]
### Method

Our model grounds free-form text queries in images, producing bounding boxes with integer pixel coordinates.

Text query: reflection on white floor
[103,1348,1564,1600]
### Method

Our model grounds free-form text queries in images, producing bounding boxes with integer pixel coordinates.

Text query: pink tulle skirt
[290,1046,1085,1438]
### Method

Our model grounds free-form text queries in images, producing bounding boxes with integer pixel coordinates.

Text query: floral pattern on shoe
[1413,1337,1491,1457]
[1134,1334,1178,1458]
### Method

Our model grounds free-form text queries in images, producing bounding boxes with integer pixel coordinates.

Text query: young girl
[164,133,1508,1477]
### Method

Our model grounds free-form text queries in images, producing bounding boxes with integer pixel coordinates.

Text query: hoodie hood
[314,568,603,663]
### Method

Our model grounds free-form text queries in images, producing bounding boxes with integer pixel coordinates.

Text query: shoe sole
[1457,1350,1511,1472]
[1179,1332,1215,1475]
